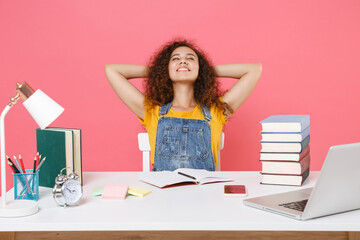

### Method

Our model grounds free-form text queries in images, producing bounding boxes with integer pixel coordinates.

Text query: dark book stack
[259,115,310,186]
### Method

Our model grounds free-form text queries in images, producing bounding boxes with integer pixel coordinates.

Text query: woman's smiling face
[168,46,199,83]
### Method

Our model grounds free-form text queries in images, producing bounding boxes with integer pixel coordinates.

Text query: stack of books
[259,115,310,186]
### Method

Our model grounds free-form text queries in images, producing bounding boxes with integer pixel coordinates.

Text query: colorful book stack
[259,115,310,186]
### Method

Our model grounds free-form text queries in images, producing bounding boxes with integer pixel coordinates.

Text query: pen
[19,154,26,173]
[178,171,196,180]
[36,157,46,171]
[33,156,37,173]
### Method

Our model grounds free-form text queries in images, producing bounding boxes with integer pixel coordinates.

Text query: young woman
[105,39,262,171]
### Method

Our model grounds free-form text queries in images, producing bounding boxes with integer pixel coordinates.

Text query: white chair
[138,132,224,172]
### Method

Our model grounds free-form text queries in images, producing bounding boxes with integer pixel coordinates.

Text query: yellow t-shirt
[139,101,227,166]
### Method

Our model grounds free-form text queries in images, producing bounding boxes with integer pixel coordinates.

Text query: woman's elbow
[256,63,262,74]
[104,64,113,73]
[255,63,262,80]
[104,64,116,83]
[104,64,116,74]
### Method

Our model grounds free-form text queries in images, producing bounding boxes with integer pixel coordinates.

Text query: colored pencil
[13,155,23,173]
[7,160,19,173]
[19,154,26,173]
[36,152,40,169]
[36,157,46,171]
[6,155,20,173]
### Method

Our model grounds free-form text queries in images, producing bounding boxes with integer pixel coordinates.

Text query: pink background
[1,0,359,190]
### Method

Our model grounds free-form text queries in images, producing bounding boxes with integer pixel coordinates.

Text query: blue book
[260,135,310,153]
[260,115,310,133]
[261,127,310,142]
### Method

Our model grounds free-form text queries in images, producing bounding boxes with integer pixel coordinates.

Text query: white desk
[1,171,360,240]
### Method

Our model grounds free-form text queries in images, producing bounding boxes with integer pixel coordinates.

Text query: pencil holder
[13,170,39,201]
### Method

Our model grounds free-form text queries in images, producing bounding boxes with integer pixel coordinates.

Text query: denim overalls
[153,102,215,171]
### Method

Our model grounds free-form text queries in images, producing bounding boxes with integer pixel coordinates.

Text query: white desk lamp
[0,82,64,217]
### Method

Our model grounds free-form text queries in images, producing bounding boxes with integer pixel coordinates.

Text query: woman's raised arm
[214,63,262,116]
[104,64,148,120]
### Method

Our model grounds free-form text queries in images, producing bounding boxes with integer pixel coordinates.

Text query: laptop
[243,142,360,220]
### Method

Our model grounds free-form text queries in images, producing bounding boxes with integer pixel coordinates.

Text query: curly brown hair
[144,39,232,116]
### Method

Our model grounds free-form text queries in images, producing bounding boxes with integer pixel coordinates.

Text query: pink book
[101,184,128,200]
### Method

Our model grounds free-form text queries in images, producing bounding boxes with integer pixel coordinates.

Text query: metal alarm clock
[52,167,82,207]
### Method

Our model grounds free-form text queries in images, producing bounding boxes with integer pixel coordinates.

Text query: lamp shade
[22,89,64,129]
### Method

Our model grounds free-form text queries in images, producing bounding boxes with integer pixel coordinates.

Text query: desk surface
[1,171,360,232]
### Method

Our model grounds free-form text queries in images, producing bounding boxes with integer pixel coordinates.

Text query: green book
[36,128,82,188]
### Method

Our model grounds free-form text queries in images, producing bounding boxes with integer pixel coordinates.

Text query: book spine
[299,154,310,174]
[301,167,310,184]
[299,145,310,158]
[300,115,310,131]
[300,135,310,151]
[301,127,311,140]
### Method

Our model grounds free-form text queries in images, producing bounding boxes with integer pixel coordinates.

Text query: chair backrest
[138,132,224,172]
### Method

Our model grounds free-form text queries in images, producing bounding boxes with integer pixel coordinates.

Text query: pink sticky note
[101,184,128,200]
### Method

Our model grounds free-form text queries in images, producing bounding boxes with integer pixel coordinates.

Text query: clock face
[63,179,82,205]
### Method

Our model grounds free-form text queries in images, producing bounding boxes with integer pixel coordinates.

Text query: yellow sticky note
[128,186,152,197]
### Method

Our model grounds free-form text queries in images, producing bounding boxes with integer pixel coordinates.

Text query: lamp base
[0,199,38,217]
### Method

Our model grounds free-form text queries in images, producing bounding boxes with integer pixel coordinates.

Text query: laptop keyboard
[279,199,308,212]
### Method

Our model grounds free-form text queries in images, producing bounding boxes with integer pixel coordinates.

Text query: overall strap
[200,105,212,121]
[159,101,172,116]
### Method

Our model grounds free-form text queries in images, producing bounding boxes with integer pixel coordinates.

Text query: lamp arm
[1,105,11,207]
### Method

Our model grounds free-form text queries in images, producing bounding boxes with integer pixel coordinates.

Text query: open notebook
[139,168,233,188]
